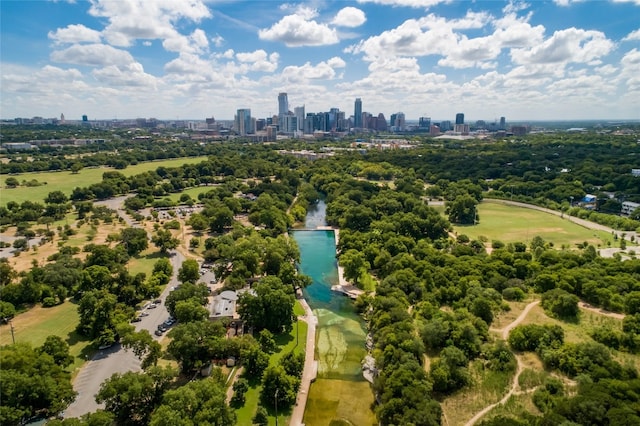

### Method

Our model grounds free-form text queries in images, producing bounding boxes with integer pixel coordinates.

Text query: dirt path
[579,302,625,320]
[464,300,539,426]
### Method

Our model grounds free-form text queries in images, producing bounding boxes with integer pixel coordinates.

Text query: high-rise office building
[455,113,464,125]
[235,109,252,136]
[278,93,289,116]
[354,98,362,128]
[419,116,431,129]
[500,116,506,130]
[294,106,305,131]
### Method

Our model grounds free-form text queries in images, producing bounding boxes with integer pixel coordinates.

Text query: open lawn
[1,156,209,205]
[127,249,167,276]
[451,202,615,248]
[0,301,91,377]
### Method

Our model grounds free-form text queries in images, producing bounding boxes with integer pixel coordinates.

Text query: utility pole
[4,318,15,344]
[275,388,279,426]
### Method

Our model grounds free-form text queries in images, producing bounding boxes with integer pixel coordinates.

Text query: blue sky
[1,0,639,122]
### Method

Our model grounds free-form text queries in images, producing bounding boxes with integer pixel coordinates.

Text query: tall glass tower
[278,93,289,116]
[354,98,362,128]
[455,113,465,125]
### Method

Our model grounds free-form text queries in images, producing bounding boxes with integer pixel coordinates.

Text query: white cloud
[622,29,640,42]
[620,48,640,91]
[511,28,614,65]
[88,0,211,47]
[236,50,280,72]
[48,24,102,44]
[51,44,135,67]
[92,63,159,88]
[356,0,450,8]
[612,0,640,5]
[502,1,530,14]
[327,57,347,68]
[211,34,225,48]
[492,12,545,48]
[280,57,347,82]
[258,8,339,47]
[332,7,367,28]
[163,29,210,54]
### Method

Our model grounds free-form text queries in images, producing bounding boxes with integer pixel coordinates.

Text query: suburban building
[621,201,640,216]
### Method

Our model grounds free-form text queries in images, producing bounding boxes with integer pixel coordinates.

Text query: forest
[1,127,640,425]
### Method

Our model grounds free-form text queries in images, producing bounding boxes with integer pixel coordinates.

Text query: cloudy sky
[1,0,639,122]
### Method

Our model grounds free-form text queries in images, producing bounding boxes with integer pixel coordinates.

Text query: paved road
[64,198,185,419]
[289,297,318,426]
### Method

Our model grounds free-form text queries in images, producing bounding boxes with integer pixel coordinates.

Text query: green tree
[120,329,162,369]
[151,229,179,253]
[178,259,200,284]
[0,342,76,424]
[242,345,270,379]
[39,335,74,368]
[0,258,16,286]
[120,228,149,256]
[541,289,580,319]
[5,176,19,188]
[166,321,226,373]
[237,276,295,333]
[96,366,175,426]
[258,329,277,354]
[260,365,299,410]
[150,375,235,426]
[174,299,209,323]
[445,194,478,224]
[252,407,269,425]
[339,249,369,286]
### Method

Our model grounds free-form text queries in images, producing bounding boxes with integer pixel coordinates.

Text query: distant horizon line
[4,117,640,124]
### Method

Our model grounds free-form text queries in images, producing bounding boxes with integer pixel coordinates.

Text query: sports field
[452,202,616,248]
[1,156,209,205]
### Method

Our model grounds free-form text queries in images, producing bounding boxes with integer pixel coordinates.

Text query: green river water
[291,202,376,426]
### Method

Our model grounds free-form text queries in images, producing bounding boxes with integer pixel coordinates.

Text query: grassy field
[462,298,640,424]
[0,302,92,376]
[1,156,209,205]
[451,202,615,248]
[440,360,514,426]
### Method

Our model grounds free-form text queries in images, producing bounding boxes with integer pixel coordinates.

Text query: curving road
[64,197,185,419]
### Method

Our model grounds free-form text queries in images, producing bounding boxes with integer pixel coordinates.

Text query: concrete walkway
[289,296,318,426]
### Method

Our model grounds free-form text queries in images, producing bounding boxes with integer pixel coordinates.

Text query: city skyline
[1,1,639,121]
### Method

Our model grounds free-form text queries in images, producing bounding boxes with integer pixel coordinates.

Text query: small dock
[331,284,363,300]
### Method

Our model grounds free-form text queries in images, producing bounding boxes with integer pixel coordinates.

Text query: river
[291,201,376,426]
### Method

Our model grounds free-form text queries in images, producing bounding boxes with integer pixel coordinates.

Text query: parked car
[157,324,167,332]
[154,329,163,336]
[148,303,157,309]
[131,316,142,323]
[154,299,162,304]
[139,311,149,317]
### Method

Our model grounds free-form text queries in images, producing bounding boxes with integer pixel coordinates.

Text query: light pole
[4,318,15,344]
[275,388,279,426]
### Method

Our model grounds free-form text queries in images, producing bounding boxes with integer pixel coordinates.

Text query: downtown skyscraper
[354,98,362,129]
[278,93,289,116]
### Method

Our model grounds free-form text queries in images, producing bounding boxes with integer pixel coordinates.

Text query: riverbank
[332,228,365,300]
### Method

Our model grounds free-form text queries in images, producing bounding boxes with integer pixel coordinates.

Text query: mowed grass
[0,301,91,376]
[1,156,209,205]
[452,202,615,248]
